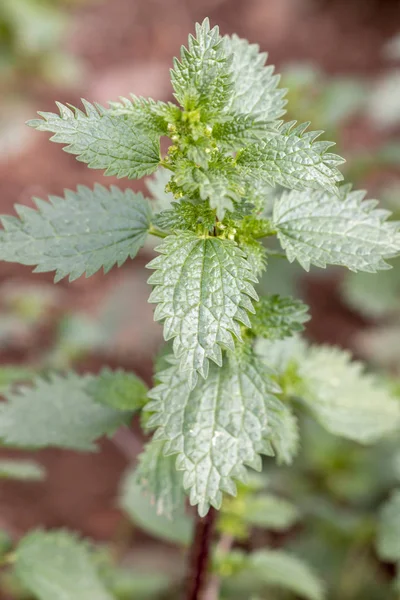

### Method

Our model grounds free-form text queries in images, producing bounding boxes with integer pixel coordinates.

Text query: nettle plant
[1,18,400,600]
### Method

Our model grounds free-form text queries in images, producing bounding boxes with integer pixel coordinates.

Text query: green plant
[0,18,400,600]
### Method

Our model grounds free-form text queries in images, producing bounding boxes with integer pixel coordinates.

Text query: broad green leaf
[222,35,286,122]
[101,567,170,599]
[119,466,193,545]
[247,550,325,600]
[0,459,46,481]
[133,438,187,518]
[153,200,216,234]
[147,232,258,388]
[241,241,267,278]
[296,345,400,443]
[273,186,400,272]
[244,494,299,530]
[255,335,307,374]
[212,114,276,150]
[146,352,289,516]
[0,373,130,451]
[27,100,160,179]
[171,18,233,114]
[250,295,310,340]
[15,530,113,600]
[0,185,152,282]
[145,168,174,213]
[237,121,344,193]
[268,404,300,465]
[377,489,400,562]
[87,368,148,411]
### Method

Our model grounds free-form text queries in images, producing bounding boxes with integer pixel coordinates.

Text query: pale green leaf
[377,489,400,562]
[119,466,193,545]
[87,368,148,411]
[0,185,152,282]
[250,295,310,340]
[15,530,113,600]
[223,35,286,122]
[27,100,160,179]
[238,121,344,193]
[146,352,289,516]
[244,494,299,530]
[273,185,400,272]
[133,438,187,518]
[255,335,307,374]
[247,550,325,600]
[268,404,300,465]
[145,168,174,213]
[0,373,130,451]
[147,232,258,388]
[153,200,216,234]
[296,345,400,443]
[171,18,233,114]
[0,459,46,481]
[107,95,168,135]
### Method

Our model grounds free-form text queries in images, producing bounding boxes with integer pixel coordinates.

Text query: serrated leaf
[237,121,344,193]
[296,345,400,443]
[250,295,310,340]
[145,168,174,213]
[244,494,299,530]
[15,530,113,600]
[377,489,400,562]
[222,35,286,122]
[119,465,193,545]
[146,352,289,516]
[273,185,400,272]
[0,373,131,451]
[107,95,169,135]
[0,185,152,282]
[28,100,160,179]
[0,459,46,481]
[87,368,148,411]
[171,18,233,114]
[255,335,307,374]
[153,200,216,233]
[147,232,258,388]
[268,404,300,465]
[212,114,276,150]
[247,550,325,600]
[133,438,187,518]
[241,241,267,278]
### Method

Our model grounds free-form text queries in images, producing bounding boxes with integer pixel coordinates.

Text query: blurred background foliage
[1,0,400,599]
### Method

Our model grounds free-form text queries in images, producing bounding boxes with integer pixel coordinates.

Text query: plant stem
[148,225,168,239]
[185,508,217,600]
[202,533,234,600]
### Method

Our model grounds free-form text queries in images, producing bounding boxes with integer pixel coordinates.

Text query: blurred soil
[1,0,400,560]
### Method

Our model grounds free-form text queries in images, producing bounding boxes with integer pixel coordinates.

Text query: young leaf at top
[222,35,286,123]
[273,186,400,272]
[27,100,161,179]
[237,121,344,194]
[145,168,174,213]
[119,464,192,545]
[0,373,131,451]
[88,368,148,411]
[250,295,310,340]
[133,438,187,518]
[146,351,291,516]
[15,530,113,600]
[171,18,233,114]
[296,345,400,443]
[377,489,400,562]
[0,459,46,481]
[0,185,152,282]
[147,232,259,388]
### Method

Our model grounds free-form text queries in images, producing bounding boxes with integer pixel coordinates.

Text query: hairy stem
[185,508,217,600]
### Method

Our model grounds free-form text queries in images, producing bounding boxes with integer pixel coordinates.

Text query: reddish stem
[185,508,217,600]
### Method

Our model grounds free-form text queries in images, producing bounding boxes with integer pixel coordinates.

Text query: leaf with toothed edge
[133,438,187,518]
[147,232,259,389]
[237,121,344,193]
[0,185,152,282]
[273,185,400,272]
[145,351,289,516]
[27,100,160,179]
